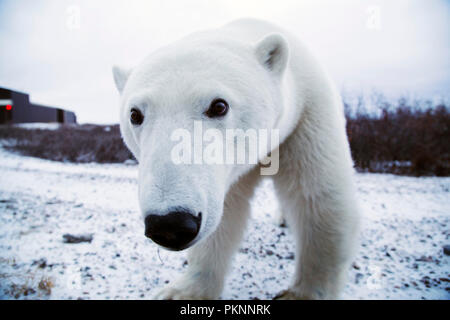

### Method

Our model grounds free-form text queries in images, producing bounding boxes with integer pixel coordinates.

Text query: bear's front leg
[153,201,251,300]
[153,262,224,300]
[153,169,260,300]
[273,174,359,299]
[153,220,244,300]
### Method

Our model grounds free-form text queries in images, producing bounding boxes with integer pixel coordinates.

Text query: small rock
[420,276,431,285]
[239,248,249,254]
[355,273,364,284]
[416,255,433,262]
[63,233,93,244]
[0,199,15,203]
[285,253,295,260]
[32,258,47,268]
[443,245,450,256]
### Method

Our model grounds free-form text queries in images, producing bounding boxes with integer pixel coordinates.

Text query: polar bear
[112,18,360,299]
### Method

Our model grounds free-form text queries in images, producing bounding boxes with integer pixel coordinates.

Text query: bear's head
[113,32,289,251]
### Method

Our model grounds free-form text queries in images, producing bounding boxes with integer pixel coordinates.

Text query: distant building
[0,87,76,124]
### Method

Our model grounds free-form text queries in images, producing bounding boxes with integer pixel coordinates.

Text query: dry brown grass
[0,256,55,299]
[38,277,54,295]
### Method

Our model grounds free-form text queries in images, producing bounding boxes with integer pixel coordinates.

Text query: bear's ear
[254,33,289,76]
[112,65,131,94]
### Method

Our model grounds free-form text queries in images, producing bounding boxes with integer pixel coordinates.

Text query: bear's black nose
[144,211,201,251]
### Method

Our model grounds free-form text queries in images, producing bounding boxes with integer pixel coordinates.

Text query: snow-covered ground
[0,148,448,300]
[12,123,62,131]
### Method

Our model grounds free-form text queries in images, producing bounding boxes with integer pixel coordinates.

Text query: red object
[5,104,12,111]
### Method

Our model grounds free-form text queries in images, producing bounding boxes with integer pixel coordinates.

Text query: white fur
[113,18,360,299]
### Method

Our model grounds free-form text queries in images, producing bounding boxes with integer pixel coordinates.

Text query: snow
[11,123,62,130]
[0,148,449,300]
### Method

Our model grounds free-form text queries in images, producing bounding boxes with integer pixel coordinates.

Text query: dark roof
[0,87,28,96]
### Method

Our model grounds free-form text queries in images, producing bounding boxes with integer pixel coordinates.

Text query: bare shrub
[345,94,449,176]
[1,97,448,176]
[0,124,134,163]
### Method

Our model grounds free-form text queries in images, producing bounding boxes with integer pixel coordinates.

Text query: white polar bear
[113,18,360,299]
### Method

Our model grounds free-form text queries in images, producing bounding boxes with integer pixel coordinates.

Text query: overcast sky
[0,0,448,123]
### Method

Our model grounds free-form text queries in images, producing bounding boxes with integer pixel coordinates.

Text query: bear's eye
[205,98,229,118]
[130,108,144,125]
